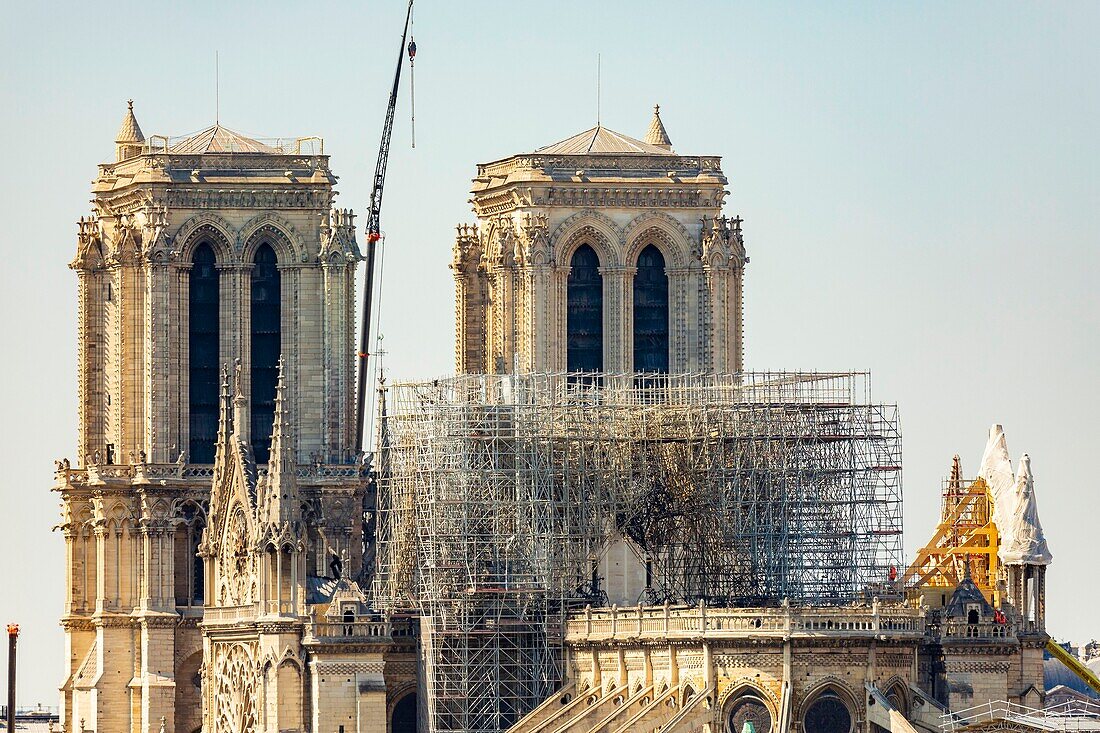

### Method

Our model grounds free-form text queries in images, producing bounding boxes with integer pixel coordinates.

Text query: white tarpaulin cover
[979,424,1017,547]
[1000,453,1053,565]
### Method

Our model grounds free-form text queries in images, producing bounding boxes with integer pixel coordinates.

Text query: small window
[106,282,113,302]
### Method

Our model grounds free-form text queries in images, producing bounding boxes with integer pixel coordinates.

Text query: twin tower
[56,102,747,733]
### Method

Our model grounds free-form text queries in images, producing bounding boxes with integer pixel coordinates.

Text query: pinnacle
[644,103,672,150]
[115,99,145,145]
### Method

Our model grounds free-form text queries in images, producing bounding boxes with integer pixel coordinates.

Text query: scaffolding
[373,371,904,733]
[903,455,1001,604]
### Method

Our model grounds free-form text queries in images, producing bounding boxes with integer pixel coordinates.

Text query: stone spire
[260,358,301,531]
[114,100,145,161]
[213,364,233,462]
[644,104,672,151]
[232,358,248,445]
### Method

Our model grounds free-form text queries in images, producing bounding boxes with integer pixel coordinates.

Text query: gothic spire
[232,358,248,445]
[213,363,233,461]
[644,104,672,151]
[260,357,301,531]
[114,100,145,161]
[115,100,145,145]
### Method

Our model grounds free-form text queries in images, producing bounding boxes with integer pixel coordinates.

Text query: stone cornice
[471,182,726,218]
[476,153,724,179]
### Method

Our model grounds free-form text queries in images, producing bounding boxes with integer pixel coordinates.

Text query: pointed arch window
[567,244,603,372]
[251,243,281,463]
[633,244,669,373]
[189,243,220,463]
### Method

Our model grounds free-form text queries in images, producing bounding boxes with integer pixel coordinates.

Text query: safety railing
[941,699,1100,732]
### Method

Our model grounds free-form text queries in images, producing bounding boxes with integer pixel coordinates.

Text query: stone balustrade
[941,621,1014,639]
[54,461,365,488]
[307,617,419,642]
[566,602,925,643]
[202,604,258,624]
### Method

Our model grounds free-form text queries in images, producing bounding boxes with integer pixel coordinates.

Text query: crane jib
[356,0,415,452]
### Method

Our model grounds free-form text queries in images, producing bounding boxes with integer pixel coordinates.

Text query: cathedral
[54,101,1056,733]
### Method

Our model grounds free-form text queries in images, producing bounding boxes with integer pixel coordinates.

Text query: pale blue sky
[2,0,1098,706]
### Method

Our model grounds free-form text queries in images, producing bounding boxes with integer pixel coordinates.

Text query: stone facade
[452,111,747,375]
[510,597,1048,733]
[55,104,415,733]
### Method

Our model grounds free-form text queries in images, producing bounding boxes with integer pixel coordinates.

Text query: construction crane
[356,0,415,452]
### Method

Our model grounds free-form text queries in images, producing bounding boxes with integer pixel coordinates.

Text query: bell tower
[453,105,747,375]
[56,102,368,733]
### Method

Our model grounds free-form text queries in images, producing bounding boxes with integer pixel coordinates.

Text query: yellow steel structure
[1045,639,1100,696]
[903,456,1001,605]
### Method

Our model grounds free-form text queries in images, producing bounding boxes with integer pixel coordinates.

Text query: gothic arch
[559,226,617,272]
[389,686,418,733]
[796,678,860,730]
[72,240,106,270]
[551,210,623,267]
[104,500,135,526]
[717,678,779,712]
[625,225,689,270]
[880,676,909,715]
[239,213,302,264]
[175,650,204,733]
[173,214,234,263]
[623,213,693,268]
[720,680,778,733]
[388,682,418,715]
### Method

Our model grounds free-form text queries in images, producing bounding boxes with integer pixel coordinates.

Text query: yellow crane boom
[1046,638,1100,696]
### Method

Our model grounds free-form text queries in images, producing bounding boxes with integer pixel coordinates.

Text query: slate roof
[170,124,278,154]
[534,125,675,156]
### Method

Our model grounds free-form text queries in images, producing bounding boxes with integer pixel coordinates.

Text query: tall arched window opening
[189,243,220,463]
[392,692,418,733]
[566,244,603,372]
[633,244,669,373]
[251,243,281,463]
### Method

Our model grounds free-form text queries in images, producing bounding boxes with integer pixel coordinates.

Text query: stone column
[667,268,693,372]
[174,263,190,464]
[601,267,631,373]
[146,260,171,462]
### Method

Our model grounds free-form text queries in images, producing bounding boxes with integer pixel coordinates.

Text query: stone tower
[55,103,370,733]
[452,106,747,375]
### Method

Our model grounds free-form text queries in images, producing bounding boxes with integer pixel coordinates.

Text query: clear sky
[2,0,1098,707]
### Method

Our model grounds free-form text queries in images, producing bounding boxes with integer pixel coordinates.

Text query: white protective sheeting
[1000,453,1053,565]
[979,424,1017,547]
